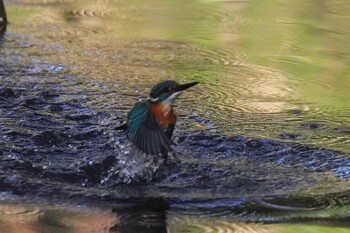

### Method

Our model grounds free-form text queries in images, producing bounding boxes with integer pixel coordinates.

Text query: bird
[119,80,199,162]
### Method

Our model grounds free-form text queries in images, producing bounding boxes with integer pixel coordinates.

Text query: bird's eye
[167,87,174,92]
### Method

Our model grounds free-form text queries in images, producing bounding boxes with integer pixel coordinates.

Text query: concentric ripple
[1,0,350,231]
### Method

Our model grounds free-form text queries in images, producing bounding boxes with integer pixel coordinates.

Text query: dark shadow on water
[0,0,7,36]
[110,199,168,233]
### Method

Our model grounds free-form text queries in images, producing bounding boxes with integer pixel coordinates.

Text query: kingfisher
[120,80,199,161]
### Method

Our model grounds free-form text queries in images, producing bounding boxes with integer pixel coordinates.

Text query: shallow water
[1,0,350,232]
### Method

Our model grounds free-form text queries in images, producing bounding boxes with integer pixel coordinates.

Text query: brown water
[1,0,350,232]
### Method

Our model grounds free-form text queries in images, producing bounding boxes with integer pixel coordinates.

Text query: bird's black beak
[175,81,199,92]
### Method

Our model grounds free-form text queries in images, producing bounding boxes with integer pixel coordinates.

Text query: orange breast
[151,104,176,129]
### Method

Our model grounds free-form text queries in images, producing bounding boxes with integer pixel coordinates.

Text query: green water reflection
[242,0,350,112]
[2,0,350,231]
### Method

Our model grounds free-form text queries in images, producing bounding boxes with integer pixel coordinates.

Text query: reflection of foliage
[57,0,220,46]
[6,6,40,24]
[278,225,350,233]
[109,0,220,46]
[0,204,118,233]
[171,200,350,231]
[241,0,350,110]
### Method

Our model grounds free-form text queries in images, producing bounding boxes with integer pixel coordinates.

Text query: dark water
[1,0,350,232]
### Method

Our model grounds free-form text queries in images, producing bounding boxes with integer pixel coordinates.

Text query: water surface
[1,0,350,232]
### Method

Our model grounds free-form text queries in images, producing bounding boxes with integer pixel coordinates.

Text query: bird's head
[149,80,199,105]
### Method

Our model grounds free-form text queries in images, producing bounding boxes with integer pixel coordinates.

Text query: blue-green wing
[127,101,171,155]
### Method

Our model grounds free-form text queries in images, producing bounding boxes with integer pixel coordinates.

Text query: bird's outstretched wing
[126,101,172,155]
